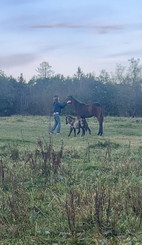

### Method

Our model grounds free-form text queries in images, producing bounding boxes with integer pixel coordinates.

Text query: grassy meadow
[0,115,142,245]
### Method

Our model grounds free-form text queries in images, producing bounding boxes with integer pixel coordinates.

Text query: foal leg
[81,127,85,136]
[68,128,73,137]
[77,128,80,135]
[87,126,91,135]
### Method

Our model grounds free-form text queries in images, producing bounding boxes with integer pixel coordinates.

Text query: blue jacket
[53,101,66,114]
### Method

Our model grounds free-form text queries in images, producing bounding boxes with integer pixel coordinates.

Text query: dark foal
[66,116,91,137]
[79,117,91,135]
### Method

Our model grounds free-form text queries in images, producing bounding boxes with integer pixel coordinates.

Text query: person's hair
[53,95,59,101]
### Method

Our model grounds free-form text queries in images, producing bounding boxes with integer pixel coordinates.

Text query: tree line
[0,58,142,117]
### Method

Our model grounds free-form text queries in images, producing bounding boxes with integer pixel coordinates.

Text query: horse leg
[98,121,103,136]
[96,111,103,136]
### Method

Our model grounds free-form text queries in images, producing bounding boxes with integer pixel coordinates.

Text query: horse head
[66,116,75,125]
[65,95,73,104]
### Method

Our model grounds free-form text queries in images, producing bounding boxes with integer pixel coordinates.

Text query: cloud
[0,53,37,68]
[107,49,142,58]
[29,22,123,34]
[3,0,40,5]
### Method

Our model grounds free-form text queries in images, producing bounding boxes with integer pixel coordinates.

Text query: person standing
[50,95,67,134]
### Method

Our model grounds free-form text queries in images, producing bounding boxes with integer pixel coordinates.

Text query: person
[50,95,67,134]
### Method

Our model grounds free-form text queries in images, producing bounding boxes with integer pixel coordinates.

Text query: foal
[66,116,91,137]
[80,118,91,135]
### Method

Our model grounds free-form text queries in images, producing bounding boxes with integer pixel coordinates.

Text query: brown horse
[65,96,103,136]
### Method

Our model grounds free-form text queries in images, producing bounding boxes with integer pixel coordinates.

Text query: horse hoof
[98,132,102,136]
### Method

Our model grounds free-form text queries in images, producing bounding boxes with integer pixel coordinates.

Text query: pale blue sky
[1,0,142,81]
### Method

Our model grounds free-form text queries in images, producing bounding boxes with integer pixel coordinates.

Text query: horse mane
[68,96,86,105]
[93,102,101,106]
[69,96,101,106]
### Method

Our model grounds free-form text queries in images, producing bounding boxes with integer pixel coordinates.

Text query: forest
[0,58,142,117]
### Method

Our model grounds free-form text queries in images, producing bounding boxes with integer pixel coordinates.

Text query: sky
[1,0,142,81]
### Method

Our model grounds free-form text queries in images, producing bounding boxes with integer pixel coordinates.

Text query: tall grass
[0,116,142,244]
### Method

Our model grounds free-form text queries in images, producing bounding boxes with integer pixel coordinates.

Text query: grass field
[0,116,142,245]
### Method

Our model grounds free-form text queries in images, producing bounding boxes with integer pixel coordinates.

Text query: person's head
[53,95,59,101]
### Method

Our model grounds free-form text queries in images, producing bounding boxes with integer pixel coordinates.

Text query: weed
[0,116,142,244]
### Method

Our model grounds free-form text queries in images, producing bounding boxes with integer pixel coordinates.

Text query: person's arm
[59,102,67,108]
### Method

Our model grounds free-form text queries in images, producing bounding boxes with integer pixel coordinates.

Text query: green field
[0,116,142,245]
